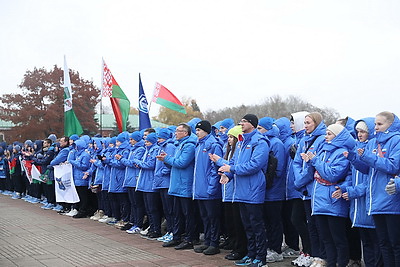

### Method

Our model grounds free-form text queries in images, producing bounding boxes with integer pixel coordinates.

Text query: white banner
[54,163,80,203]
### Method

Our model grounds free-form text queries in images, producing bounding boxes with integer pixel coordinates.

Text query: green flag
[63,56,83,136]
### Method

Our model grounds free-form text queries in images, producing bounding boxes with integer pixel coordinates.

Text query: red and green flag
[152,82,186,114]
[63,56,83,137]
[102,59,130,133]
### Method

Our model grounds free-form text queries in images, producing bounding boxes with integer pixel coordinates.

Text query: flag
[102,59,130,132]
[31,164,43,182]
[138,73,151,130]
[54,163,80,203]
[21,160,34,184]
[152,82,186,114]
[63,56,83,136]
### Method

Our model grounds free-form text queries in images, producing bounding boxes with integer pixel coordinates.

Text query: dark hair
[60,136,69,145]
[177,123,191,136]
[224,135,238,160]
[144,128,156,134]
[44,138,53,144]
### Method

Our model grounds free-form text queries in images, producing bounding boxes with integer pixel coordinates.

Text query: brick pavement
[0,194,293,267]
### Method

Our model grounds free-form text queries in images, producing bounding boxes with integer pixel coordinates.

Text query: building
[95,114,169,136]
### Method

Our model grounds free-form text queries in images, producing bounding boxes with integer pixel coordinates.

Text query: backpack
[265,151,278,189]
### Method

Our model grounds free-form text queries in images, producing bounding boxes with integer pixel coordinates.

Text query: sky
[1,0,400,121]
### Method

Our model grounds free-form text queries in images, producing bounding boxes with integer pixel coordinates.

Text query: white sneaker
[65,209,78,217]
[266,249,284,263]
[98,216,113,223]
[140,226,150,236]
[310,257,327,267]
[283,247,300,258]
[92,210,104,221]
[126,226,141,234]
[298,254,313,267]
[90,210,99,220]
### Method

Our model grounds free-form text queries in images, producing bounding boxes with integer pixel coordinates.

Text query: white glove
[385,178,396,195]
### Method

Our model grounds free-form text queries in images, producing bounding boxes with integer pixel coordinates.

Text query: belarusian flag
[63,56,83,136]
[102,59,130,132]
[152,82,186,114]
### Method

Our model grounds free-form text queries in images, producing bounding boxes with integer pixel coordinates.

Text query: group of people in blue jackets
[1,111,400,267]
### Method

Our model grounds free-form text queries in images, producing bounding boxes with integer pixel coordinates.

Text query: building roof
[95,114,169,129]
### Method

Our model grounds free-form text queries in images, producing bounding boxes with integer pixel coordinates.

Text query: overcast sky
[1,0,400,121]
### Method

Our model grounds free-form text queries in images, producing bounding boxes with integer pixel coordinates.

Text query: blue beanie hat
[14,145,21,152]
[157,128,171,140]
[70,134,79,141]
[116,132,127,143]
[258,117,275,131]
[146,133,157,144]
[48,134,57,142]
[220,118,234,129]
[130,131,142,142]
[109,136,117,145]
[24,140,34,147]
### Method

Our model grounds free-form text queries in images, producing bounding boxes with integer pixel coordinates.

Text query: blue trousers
[159,188,174,233]
[282,199,300,251]
[304,200,325,258]
[315,215,349,267]
[109,192,130,221]
[133,190,145,228]
[172,196,197,242]
[142,191,162,235]
[373,214,400,267]
[358,227,383,267]
[127,187,137,224]
[100,190,112,217]
[198,199,221,247]
[239,202,267,261]
[264,200,284,253]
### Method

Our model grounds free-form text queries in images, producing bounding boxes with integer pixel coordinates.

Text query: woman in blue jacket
[109,133,131,227]
[121,132,145,233]
[359,111,400,267]
[292,112,326,266]
[210,125,247,261]
[153,129,176,242]
[305,124,355,267]
[342,118,383,267]
[69,139,91,218]
[134,133,161,239]
[98,137,116,223]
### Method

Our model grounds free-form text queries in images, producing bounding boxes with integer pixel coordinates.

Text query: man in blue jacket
[218,114,270,267]
[157,123,198,250]
[192,120,223,256]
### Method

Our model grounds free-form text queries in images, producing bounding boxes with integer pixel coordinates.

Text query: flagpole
[100,58,104,136]
[148,81,156,114]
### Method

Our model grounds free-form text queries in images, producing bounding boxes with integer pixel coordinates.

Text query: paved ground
[0,194,294,267]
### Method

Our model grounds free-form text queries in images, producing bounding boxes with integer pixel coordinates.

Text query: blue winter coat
[135,143,159,192]
[193,134,223,200]
[108,141,130,193]
[344,117,376,228]
[121,140,145,188]
[264,126,286,201]
[285,130,304,200]
[164,134,197,198]
[69,140,90,187]
[293,121,327,200]
[101,145,115,191]
[221,129,269,204]
[310,128,356,217]
[153,140,176,190]
[361,114,400,215]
